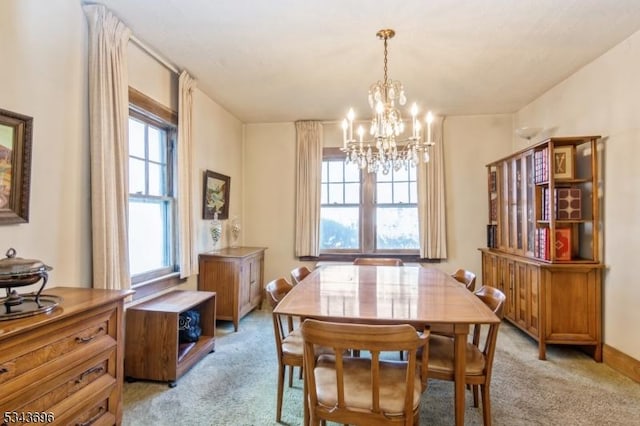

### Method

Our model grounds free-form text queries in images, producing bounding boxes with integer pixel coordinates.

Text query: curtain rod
[130,34,180,75]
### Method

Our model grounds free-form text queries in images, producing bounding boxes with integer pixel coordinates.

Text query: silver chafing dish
[0,248,60,320]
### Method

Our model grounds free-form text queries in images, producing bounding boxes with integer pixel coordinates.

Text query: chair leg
[473,384,479,407]
[276,364,285,422]
[288,365,294,388]
[480,384,492,426]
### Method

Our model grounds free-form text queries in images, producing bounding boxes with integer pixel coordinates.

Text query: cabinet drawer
[48,374,116,426]
[15,348,115,414]
[0,306,117,408]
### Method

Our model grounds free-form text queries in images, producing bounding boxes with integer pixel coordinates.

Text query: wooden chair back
[265,277,293,309]
[290,265,312,285]
[353,257,404,266]
[265,277,299,422]
[451,268,477,292]
[301,319,429,425]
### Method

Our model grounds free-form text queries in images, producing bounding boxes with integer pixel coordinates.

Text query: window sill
[131,272,186,301]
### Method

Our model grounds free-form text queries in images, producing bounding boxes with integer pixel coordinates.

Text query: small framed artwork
[203,170,230,220]
[0,108,33,224]
[553,145,574,179]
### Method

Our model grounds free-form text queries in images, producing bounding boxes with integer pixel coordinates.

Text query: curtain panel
[417,116,448,259]
[294,121,323,257]
[83,4,132,290]
[177,71,197,278]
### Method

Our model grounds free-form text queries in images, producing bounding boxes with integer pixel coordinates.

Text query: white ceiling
[98,0,640,123]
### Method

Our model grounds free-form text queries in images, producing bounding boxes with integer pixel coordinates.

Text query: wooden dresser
[0,287,131,425]
[198,247,266,331]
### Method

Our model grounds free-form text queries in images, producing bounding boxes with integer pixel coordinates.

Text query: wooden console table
[124,290,216,387]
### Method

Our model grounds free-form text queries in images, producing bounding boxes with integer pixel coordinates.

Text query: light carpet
[123,307,640,425]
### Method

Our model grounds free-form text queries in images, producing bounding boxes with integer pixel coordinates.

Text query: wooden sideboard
[0,287,132,425]
[198,247,266,331]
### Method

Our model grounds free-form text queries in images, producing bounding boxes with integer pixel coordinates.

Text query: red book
[555,228,572,260]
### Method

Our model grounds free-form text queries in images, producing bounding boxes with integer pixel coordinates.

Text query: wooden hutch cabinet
[480,136,603,361]
[198,247,266,331]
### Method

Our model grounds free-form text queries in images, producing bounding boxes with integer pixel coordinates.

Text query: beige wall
[243,123,299,282]
[0,0,91,288]
[242,117,512,285]
[0,0,243,294]
[514,29,640,360]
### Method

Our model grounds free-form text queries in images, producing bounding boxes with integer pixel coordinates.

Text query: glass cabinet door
[524,151,536,256]
[514,157,523,252]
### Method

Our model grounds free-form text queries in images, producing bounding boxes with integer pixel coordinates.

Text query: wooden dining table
[273,264,500,426]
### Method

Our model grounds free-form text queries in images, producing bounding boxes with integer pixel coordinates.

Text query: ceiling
[98,0,640,123]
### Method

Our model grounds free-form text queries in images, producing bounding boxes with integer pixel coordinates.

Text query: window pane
[394,182,409,204]
[148,127,163,163]
[377,169,392,182]
[376,207,419,249]
[148,162,165,196]
[376,182,392,204]
[320,207,359,249]
[394,167,409,182]
[129,118,145,158]
[321,183,328,204]
[321,161,328,183]
[129,200,169,275]
[129,158,146,194]
[327,161,344,183]
[328,183,344,204]
[344,164,360,182]
[344,183,359,204]
[409,182,417,203]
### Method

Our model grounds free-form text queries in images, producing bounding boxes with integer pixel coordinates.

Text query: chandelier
[341,29,434,174]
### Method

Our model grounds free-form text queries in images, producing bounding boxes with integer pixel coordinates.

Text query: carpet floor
[123,307,640,425]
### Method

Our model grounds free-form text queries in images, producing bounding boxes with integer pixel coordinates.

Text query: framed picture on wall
[0,108,33,224]
[202,170,230,220]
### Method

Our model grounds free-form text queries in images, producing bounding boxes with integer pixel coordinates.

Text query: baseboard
[603,344,640,384]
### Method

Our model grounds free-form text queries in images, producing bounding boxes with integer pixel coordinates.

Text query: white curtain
[83,5,132,290]
[177,71,197,278]
[294,121,323,257]
[417,116,448,259]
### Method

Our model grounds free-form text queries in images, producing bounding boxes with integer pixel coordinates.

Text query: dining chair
[450,268,477,292]
[426,285,506,426]
[353,257,404,266]
[290,265,312,285]
[429,268,478,337]
[301,319,430,426]
[266,277,301,422]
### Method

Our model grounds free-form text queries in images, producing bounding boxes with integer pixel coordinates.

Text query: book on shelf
[535,227,550,260]
[487,224,498,248]
[555,227,572,260]
[556,188,581,220]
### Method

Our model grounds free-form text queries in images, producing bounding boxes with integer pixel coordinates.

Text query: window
[128,106,177,284]
[320,148,419,256]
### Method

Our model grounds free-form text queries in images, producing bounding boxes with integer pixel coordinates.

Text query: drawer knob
[75,326,105,343]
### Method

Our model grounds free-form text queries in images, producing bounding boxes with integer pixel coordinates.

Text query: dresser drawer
[0,306,117,409]
[13,348,115,414]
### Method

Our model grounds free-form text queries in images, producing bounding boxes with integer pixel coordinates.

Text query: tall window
[128,108,177,283]
[320,148,419,255]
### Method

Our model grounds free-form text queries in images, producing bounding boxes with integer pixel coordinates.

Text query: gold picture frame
[553,145,574,179]
[202,170,230,220]
[0,108,33,224]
